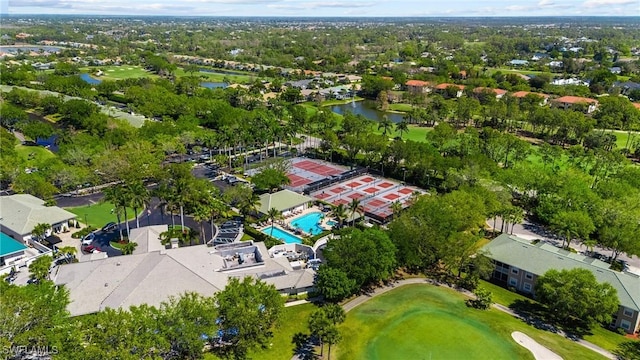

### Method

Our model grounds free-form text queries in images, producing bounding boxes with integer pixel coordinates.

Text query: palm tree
[396,120,409,139]
[126,179,150,229]
[31,223,51,242]
[121,241,138,255]
[378,116,393,137]
[103,186,127,241]
[348,198,363,225]
[332,204,348,228]
[267,207,283,238]
[192,202,211,245]
[57,246,77,264]
[239,187,261,219]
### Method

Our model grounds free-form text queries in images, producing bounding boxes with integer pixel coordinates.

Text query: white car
[81,232,95,245]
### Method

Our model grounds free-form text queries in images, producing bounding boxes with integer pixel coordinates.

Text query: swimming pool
[262,226,302,244]
[326,220,338,227]
[291,212,325,235]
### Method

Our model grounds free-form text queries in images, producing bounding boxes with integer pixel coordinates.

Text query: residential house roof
[434,83,465,90]
[482,234,640,311]
[54,241,315,316]
[405,80,431,87]
[258,190,313,215]
[554,95,598,104]
[511,91,549,99]
[0,194,76,236]
[473,87,508,96]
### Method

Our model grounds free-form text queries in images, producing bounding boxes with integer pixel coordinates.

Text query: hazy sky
[4,0,640,17]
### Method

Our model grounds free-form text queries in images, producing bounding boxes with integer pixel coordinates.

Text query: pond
[330,100,406,123]
[79,73,102,85]
[200,82,228,89]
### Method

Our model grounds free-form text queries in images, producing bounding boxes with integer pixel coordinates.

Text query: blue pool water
[326,220,337,227]
[291,212,324,235]
[262,226,302,244]
[0,232,27,257]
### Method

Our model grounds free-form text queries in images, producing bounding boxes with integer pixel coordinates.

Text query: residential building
[552,95,599,114]
[0,194,76,244]
[405,80,432,94]
[482,234,640,334]
[509,59,529,66]
[511,91,550,105]
[473,87,508,100]
[434,83,465,98]
[53,241,316,316]
[258,190,314,216]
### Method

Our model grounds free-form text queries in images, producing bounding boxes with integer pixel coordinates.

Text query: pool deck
[258,206,334,239]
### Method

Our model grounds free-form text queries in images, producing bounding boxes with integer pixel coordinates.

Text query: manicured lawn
[388,103,413,112]
[205,303,316,360]
[65,202,136,228]
[336,284,607,360]
[81,65,156,80]
[370,124,432,143]
[14,144,56,167]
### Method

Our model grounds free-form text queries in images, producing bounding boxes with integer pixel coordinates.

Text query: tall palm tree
[378,116,393,137]
[332,204,348,229]
[396,120,409,139]
[31,223,51,242]
[267,207,283,238]
[192,202,211,245]
[348,198,363,225]
[103,186,127,241]
[57,246,77,264]
[126,179,150,228]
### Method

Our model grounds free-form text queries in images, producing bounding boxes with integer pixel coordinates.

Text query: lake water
[79,73,102,85]
[0,45,62,53]
[201,82,228,89]
[330,100,405,123]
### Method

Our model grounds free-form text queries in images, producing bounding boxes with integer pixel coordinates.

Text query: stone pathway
[512,331,562,360]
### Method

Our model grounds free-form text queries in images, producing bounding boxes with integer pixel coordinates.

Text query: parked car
[81,233,95,245]
[101,222,118,232]
[81,244,101,254]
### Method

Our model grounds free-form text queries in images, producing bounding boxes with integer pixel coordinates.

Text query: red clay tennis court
[288,174,311,187]
[360,176,374,183]
[348,193,364,199]
[378,182,394,188]
[398,187,414,195]
[363,187,379,194]
[330,186,346,193]
[383,193,401,201]
[346,181,362,188]
[316,192,331,200]
[332,199,349,206]
[367,199,386,207]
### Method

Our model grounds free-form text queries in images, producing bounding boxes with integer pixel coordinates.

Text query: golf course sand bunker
[512,331,562,360]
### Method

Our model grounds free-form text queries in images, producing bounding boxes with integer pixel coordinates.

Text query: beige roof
[130,225,168,254]
[258,190,313,214]
[0,194,76,236]
[54,241,315,316]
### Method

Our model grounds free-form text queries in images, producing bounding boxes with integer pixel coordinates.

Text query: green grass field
[65,202,136,229]
[336,284,608,360]
[205,303,316,360]
[81,66,155,80]
[14,144,57,167]
[388,103,413,112]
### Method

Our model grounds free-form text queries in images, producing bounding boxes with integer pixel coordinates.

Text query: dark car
[101,222,118,232]
[81,244,101,254]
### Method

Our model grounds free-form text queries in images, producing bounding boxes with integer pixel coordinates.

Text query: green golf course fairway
[337,285,532,360]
